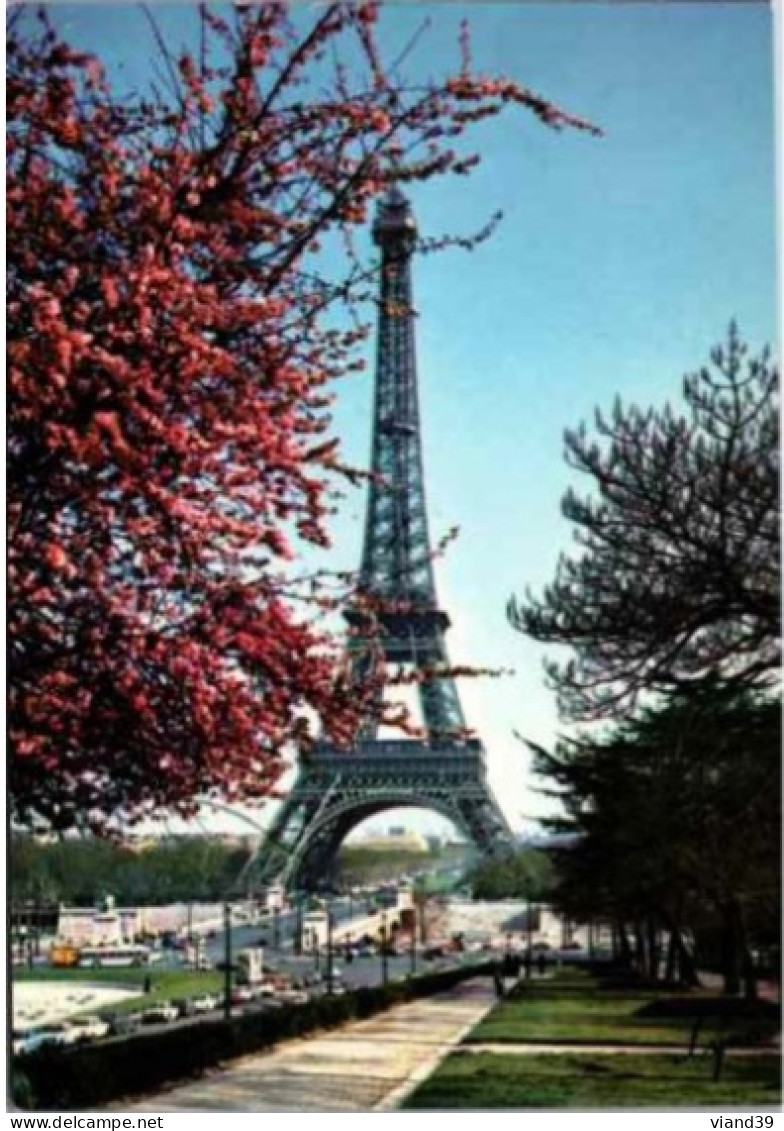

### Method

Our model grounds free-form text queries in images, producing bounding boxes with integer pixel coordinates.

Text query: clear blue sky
[38,3,777,838]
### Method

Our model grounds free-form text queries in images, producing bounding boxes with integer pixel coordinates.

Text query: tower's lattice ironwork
[252,189,514,892]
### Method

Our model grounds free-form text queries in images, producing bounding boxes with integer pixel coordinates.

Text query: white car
[277,989,309,1004]
[142,1001,179,1024]
[189,993,219,1014]
[67,1016,110,1043]
[249,981,278,998]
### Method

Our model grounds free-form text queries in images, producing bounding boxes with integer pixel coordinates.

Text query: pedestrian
[492,964,504,998]
[536,952,546,977]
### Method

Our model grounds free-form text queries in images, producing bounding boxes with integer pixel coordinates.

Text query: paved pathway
[117,978,497,1113]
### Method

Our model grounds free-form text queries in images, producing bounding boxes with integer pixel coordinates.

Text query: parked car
[67,1016,110,1043]
[189,993,220,1014]
[252,981,278,998]
[12,1028,66,1056]
[100,1012,142,1037]
[277,989,309,1005]
[40,1022,81,1048]
[231,986,255,1005]
[141,1001,179,1024]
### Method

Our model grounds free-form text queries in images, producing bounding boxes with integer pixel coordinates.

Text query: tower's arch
[284,794,467,891]
[250,738,512,893]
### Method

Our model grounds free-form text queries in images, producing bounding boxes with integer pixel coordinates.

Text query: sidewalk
[117,977,497,1113]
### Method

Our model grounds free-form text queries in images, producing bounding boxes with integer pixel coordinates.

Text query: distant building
[356,831,429,853]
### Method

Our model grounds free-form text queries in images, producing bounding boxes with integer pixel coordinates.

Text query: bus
[50,944,81,968]
[76,944,155,968]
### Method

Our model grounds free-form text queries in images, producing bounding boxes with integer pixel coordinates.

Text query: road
[152,890,461,992]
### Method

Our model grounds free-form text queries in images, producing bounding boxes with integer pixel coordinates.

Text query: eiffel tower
[252,188,514,892]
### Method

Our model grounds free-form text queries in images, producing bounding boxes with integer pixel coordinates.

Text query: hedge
[13,961,493,1110]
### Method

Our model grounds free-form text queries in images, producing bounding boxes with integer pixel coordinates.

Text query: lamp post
[527,896,534,978]
[326,904,334,994]
[294,895,303,956]
[272,905,280,950]
[26,901,35,969]
[223,901,233,1020]
[381,911,389,987]
[409,917,416,978]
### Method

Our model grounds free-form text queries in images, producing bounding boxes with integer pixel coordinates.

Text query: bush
[636,996,779,1020]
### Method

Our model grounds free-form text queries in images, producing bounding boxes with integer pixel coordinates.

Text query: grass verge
[465,970,779,1047]
[402,1051,782,1109]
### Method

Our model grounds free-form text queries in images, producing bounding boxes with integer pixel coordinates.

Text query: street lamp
[409,917,416,978]
[272,905,280,949]
[223,901,233,1020]
[380,911,389,987]
[326,904,334,994]
[294,895,303,956]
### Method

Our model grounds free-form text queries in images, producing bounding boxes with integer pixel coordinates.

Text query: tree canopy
[465,846,554,902]
[529,680,780,993]
[8,3,598,834]
[10,833,252,907]
[509,325,779,721]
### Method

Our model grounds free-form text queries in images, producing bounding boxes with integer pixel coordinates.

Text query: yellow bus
[50,944,80,968]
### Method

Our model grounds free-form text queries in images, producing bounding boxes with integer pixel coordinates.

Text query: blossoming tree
[8,2,598,832]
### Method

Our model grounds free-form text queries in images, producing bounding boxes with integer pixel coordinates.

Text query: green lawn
[402,1051,782,1109]
[468,990,698,1046]
[13,967,225,1014]
[465,973,778,1048]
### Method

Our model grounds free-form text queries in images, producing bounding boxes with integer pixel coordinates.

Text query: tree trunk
[658,909,701,987]
[646,917,659,981]
[617,919,633,967]
[719,903,742,996]
[633,920,647,977]
[664,929,677,983]
[729,898,758,1001]
[674,928,701,987]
